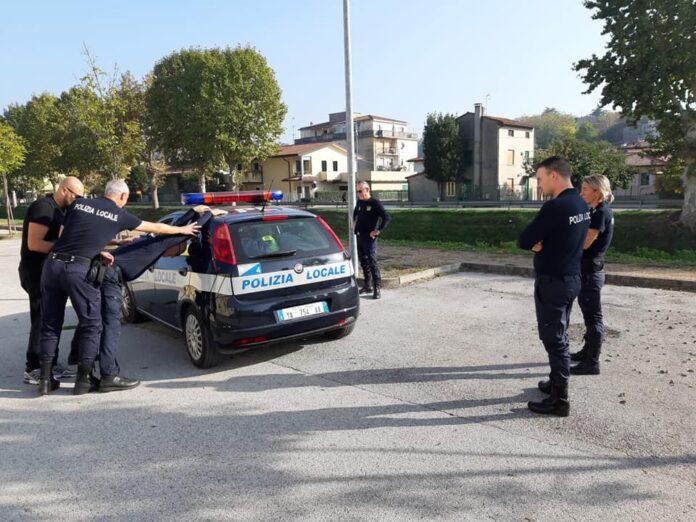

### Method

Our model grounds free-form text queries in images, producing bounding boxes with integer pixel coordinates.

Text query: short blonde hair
[583,174,614,204]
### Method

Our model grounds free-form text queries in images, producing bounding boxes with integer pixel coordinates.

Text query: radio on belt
[181,190,283,205]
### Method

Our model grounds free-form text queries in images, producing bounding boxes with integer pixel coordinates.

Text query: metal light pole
[343,0,358,273]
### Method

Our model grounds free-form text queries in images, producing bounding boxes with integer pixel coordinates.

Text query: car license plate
[276,301,329,322]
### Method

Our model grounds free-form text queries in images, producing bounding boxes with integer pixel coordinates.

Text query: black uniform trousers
[357,234,381,287]
[534,274,581,388]
[18,264,56,371]
[39,259,102,366]
[98,266,122,376]
[578,269,605,348]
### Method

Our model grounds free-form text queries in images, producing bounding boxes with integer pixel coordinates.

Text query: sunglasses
[66,187,84,198]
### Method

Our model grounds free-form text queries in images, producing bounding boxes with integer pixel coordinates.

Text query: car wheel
[121,284,146,324]
[324,323,355,340]
[183,307,221,368]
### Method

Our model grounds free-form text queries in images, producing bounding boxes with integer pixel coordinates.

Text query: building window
[640,172,651,186]
[508,129,514,137]
[295,159,301,173]
[321,160,327,172]
[303,159,311,174]
[506,150,515,166]
[525,131,530,139]
[253,162,260,172]
[333,161,339,172]
[446,181,456,197]
[523,151,530,163]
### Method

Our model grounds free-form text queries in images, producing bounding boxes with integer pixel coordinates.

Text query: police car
[121,191,359,368]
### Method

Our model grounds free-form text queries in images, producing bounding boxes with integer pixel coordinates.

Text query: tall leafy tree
[0,122,26,234]
[146,46,287,191]
[575,0,696,228]
[423,113,462,197]
[3,93,62,193]
[518,108,577,149]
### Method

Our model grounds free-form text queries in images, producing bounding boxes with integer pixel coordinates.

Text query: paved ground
[0,238,694,521]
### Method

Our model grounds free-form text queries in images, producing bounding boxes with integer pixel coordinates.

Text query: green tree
[576,121,599,143]
[575,0,696,228]
[0,122,27,234]
[527,136,634,189]
[3,93,62,193]
[518,108,577,149]
[146,46,287,191]
[422,113,462,198]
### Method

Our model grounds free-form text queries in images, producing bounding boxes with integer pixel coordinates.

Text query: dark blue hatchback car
[121,205,359,367]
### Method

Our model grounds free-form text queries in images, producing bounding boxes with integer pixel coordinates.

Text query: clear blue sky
[0,0,607,143]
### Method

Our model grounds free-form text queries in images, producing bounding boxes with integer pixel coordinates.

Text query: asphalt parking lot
[0,238,694,521]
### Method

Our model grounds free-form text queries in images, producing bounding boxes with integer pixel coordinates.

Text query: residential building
[295,111,419,191]
[614,142,668,198]
[458,103,538,200]
[261,143,351,202]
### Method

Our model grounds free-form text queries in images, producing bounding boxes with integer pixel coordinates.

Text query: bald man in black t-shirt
[19,176,84,385]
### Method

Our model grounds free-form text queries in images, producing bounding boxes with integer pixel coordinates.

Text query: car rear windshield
[229,217,340,263]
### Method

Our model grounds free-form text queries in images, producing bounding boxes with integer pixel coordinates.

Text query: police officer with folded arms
[37,179,199,395]
[517,156,590,417]
[570,174,614,376]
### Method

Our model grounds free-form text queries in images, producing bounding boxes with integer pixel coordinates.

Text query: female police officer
[570,174,614,376]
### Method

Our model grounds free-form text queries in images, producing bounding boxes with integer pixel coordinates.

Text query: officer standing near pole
[37,179,199,395]
[517,156,590,417]
[353,181,390,299]
[18,176,84,385]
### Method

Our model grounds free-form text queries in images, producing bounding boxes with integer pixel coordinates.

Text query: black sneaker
[359,286,373,295]
[99,375,141,393]
[23,369,41,385]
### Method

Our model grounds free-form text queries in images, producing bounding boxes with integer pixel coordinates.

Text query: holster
[86,259,107,287]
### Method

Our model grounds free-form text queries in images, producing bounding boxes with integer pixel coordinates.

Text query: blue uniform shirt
[518,188,590,276]
[52,197,142,259]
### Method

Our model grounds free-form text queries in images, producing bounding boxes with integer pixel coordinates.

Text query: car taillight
[234,336,267,347]
[262,215,288,221]
[213,224,236,265]
[316,216,345,251]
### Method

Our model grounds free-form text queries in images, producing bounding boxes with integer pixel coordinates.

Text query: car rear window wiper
[247,249,297,259]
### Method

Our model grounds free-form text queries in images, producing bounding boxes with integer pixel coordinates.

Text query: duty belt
[49,252,92,266]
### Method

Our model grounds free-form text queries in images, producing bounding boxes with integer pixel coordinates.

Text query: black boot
[528,382,569,417]
[570,344,601,375]
[359,285,373,294]
[38,361,60,396]
[373,285,381,300]
[74,363,97,395]
[570,339,589,362]
[537,379,552,394]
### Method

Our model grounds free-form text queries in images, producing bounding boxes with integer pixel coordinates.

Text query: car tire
[121,283,146,324]
[324,323,355,340]
[183,307,221,368]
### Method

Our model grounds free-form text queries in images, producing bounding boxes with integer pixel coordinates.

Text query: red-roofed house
[457,103,538,200]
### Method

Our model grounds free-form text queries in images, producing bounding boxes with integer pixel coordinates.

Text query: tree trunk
[150,174,160,210]
[199,172,206,193]
[227,161,238,191]
[680,165,696,230]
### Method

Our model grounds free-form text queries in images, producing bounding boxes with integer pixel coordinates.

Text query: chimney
[473,103,484,187]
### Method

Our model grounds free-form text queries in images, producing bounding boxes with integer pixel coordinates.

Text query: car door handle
[178,267,189,276]
[148,266,155,272]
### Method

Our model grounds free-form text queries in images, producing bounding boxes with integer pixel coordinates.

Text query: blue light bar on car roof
[181,190,283,205]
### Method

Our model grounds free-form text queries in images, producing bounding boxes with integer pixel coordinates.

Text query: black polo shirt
[353,197,391,235]
[583,202,614,265]
[518,188,590,276]
[52,197,142,259]
[20,196,65,270]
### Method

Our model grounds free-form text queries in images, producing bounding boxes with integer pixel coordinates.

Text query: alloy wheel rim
[185,314,203,360]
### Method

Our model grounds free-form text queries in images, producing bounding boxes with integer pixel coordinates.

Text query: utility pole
[343,0,358,273]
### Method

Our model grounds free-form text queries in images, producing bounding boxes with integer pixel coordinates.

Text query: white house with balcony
[259,143,351,202]
[295,111,419,191]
